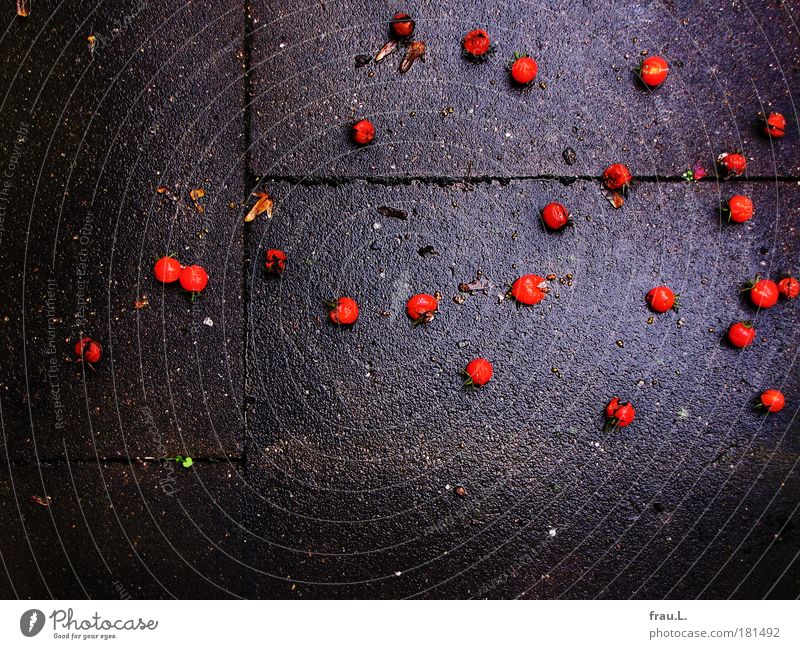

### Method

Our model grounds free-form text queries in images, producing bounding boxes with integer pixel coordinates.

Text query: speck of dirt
[562,147,577,165]
[355,54,372,67]
[647,316,655,325]
[616,340,624,348]
[454,485,467,498]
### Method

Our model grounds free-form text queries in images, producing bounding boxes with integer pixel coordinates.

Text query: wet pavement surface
[0,0,798,598]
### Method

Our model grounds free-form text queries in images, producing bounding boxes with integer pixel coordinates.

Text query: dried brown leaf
[378,206,407,220]
[244,191,274,222]
[134,296,149,309]
[375,39,398,62]
[399,41,426,73]
[607,191,625,209]
[30,495,50,507]
[190,187,206,214]
[17,0,30,17]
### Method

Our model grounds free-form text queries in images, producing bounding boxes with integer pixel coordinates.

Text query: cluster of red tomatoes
[77,13,794,425]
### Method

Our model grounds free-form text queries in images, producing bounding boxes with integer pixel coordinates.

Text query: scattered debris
[458,275,491,294]
[244,191,274,222]
[378,206,408,220]
[156,185,180,202]
[134,296,149,309]
[189,188,206,214]
[29,495,50,507]
[399,41,425,73]
[562,147,577,165]
[375,39,398,62]
[355,54,372,68]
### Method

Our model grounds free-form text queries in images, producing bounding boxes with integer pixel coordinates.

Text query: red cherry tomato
[728,321,755,348]
[639,55,669,87]
[602,163,633,190]
[718,152,746,177]
[179,265,209,293]
[762,112,786,138]
[750,279,779,309]
[510,56,538,84]
[541,202,570,231]
[778,277,799,300]
[352,119,375,145]
[605,397,635,429]
[726,195,753,223]
[646,286,676,313]
[75,337,102,364]
[328,297,359,325]
[153,256,182,283]
[391,12,415,39]
[406,293,438,323]
[465,358,493,386]
[510,274,547,305]
[759,389,785,413]
[463,29,491,57]
[265,249,287,275]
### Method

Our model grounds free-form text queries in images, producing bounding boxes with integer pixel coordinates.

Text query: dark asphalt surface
[0,0,798,599]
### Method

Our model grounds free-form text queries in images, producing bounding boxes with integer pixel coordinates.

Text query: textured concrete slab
[0,462,246,599]
[0,0,246,461]
[250,0,800,179]
[243,178,799,597]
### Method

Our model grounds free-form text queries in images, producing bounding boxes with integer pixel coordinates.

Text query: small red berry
[602,163,633,190]
[541,202,570,231]
[265,249,287,275]
[463,29,490,57]
[761,112,786,138]
[510,274,547,305]
[717,152,747,177]
[725,195,754,223]
[605,397,635,430]
[465,358,493,386]
[328,297,359,325]
[749,278,779,309]
[638,55,669,87]
[352,119,375,145]
[759,389,785,413]
[390,12,415,39]
[153,256,182,283]
[646,286,677,313]
[406,293,438,323]
[778,277,799,300]
[510,56,538,84]
[728,321,756,348]
[179,265,208,293]
[75,337,102,364]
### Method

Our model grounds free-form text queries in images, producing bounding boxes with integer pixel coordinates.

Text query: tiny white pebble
[372,222,382,230]
[203,317,214,326]
[395,571,402,576]
[549,528,557,537]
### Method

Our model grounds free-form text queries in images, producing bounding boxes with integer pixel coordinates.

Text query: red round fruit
[465,358,493,386]
[759,389,785,413]
[510,56,538,84]
[749,279,779,309]
[328,297,359,325]
[463,29,490,57]
[605,397,635,428]
[646,286,676,313]
[728,321,755,348]
[726,195,753,223]
[778,277,799,300]
[75,337,102,364]
[406,293,438,323]
[762,112,786,138]
[602,163,633,190]
[391,12,415,39]
[639,55,669,87]
[541,202,570,231]
[265,249,287,275]
[179,265,208,293]
[352,119,375,145]
[510,274,547,305]
[718,152,746,177]
[153,256,182,283]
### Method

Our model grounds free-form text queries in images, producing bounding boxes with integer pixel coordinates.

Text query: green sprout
[166,455,194,468]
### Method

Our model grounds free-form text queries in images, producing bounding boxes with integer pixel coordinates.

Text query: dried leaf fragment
[244,191,274,222]
[189,187,206,214]
[399,41,426,73]
[134,296,149,309]
[607,191,625,209]
[378,206,407,220]
[375,39,398,62]
[458,276,491,294]
[30,495,50,507]
[156,185,179,201]
[16,0,30,17]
